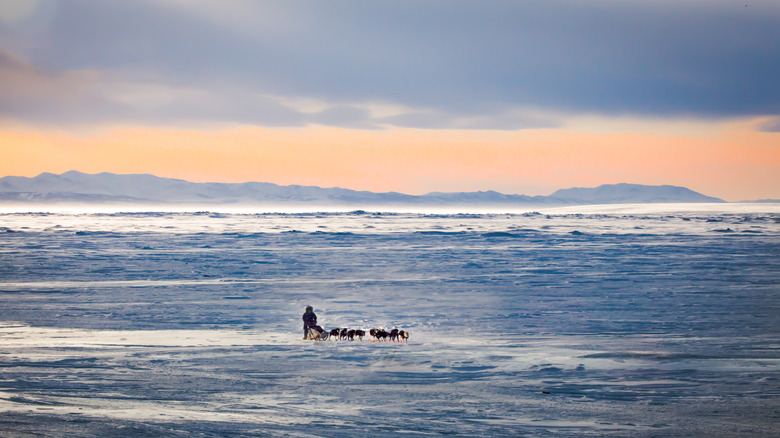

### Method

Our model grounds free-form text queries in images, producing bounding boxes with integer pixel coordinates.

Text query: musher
[302,305,318,340]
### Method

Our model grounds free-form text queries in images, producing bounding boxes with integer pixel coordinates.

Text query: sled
[304,326,328,341]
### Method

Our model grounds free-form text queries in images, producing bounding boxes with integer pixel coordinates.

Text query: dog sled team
[302,305,409,342]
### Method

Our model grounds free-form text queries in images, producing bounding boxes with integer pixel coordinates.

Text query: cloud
[0,47,115,124]
[0,0,42,24]
[757,116,780,133]
[1,0,779,129]
[381,108,560,131]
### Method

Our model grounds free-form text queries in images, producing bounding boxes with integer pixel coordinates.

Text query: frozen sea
[1,204,779,437]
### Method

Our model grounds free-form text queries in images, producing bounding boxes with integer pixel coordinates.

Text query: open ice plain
[1,204,779,437]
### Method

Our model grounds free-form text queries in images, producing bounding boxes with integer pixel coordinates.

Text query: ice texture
[0,206,779,436]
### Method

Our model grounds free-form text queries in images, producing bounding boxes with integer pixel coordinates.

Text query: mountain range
[0,171,726,207]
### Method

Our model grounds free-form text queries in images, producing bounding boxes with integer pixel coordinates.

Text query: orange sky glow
[2,119,779,201]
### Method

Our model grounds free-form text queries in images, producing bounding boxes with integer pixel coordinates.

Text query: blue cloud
[1,0,779,129]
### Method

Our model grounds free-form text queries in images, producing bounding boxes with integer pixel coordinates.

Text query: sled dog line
[305,326,409,342]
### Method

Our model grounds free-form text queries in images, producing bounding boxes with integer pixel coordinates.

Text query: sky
[1,0,779,201]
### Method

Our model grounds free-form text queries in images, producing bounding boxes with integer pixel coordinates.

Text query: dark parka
[302,306,317,337]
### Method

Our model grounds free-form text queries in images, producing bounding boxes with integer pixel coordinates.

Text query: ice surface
[1,206,779,436]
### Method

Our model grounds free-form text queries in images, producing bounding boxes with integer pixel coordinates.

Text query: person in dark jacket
[302,305,317,339]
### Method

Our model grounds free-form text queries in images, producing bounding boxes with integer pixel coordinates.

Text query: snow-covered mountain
[0,171,725,206]
[550,183,724,204]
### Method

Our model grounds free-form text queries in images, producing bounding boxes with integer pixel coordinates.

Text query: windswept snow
[0,206,778,436]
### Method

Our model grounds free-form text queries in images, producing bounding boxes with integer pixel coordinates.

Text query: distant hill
[550,183,724,204]
[0,171,726,206]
